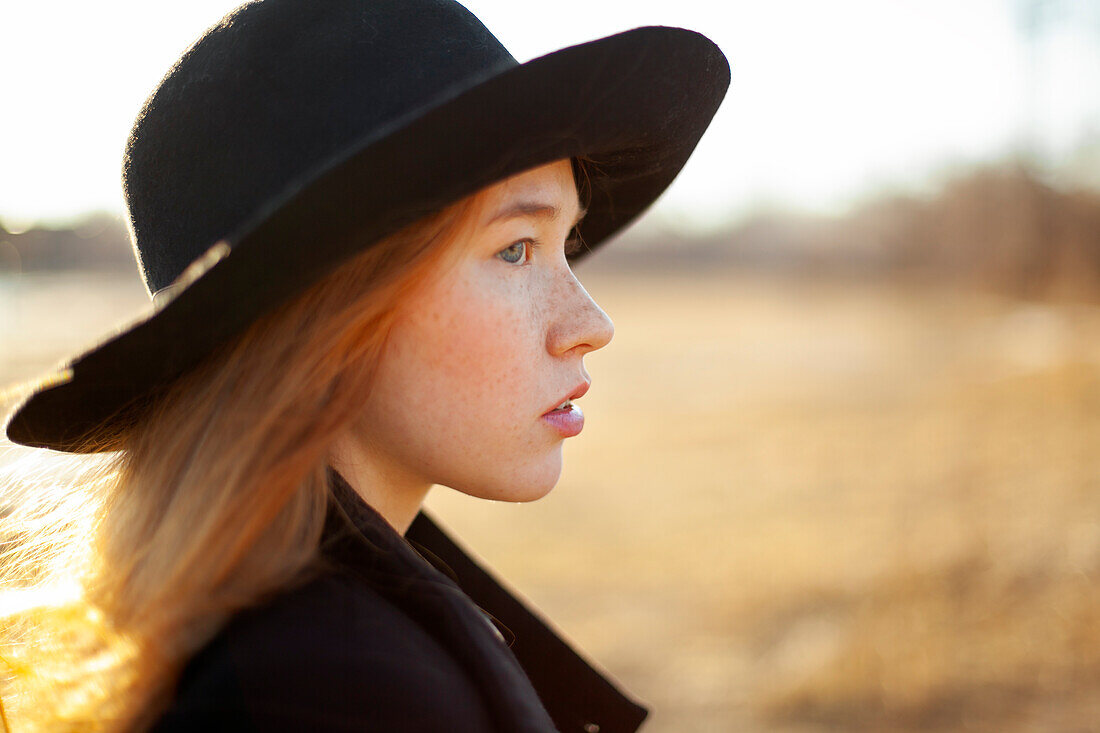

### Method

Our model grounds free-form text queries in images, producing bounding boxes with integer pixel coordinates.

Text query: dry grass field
[3,267,1100,731]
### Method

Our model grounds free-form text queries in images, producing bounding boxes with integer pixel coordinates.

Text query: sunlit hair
[0,172,521,730]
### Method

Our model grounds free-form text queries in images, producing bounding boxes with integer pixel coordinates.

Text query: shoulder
[152,571,494,732]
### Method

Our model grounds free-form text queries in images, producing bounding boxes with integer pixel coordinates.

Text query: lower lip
[541,405,584,437]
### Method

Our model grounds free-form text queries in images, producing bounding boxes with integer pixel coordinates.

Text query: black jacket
[150,473,648,732]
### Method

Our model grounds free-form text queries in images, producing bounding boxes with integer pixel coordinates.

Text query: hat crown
[123,0,516,295]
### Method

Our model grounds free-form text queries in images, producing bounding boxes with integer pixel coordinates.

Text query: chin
[447,450,563,503]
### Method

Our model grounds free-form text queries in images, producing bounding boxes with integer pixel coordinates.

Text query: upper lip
[543,381,590,415]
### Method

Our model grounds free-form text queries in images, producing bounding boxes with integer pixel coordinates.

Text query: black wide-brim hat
[5,0,729,453]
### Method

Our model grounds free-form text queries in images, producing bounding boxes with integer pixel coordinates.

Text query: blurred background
[3,1,1100,730]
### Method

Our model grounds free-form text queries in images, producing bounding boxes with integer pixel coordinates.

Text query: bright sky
[1,0,1097,231]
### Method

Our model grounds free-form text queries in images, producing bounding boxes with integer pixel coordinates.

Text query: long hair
[0,185,495,730]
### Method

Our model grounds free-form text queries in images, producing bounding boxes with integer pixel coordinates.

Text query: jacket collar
[323,470,648,733]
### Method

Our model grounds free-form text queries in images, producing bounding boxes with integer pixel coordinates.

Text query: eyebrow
[488,200,588,229]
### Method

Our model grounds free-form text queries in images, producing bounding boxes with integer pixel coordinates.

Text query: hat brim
[6,25,729,452]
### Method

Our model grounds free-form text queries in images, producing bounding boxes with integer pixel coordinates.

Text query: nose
[545,269,615,357]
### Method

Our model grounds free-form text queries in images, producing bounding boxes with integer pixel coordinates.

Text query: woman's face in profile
[349,159,615,502]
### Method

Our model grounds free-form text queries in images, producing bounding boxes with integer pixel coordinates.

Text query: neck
[328,433,432,535]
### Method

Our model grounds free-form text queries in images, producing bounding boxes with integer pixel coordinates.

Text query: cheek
[386,275,542,427]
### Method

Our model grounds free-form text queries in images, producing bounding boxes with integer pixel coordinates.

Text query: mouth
[542,381,590,416]
[540,389,586,439]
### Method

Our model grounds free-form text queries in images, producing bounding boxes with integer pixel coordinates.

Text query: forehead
[479,160,581,221]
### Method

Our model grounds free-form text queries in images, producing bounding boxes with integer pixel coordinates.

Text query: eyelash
[496,234,584,265]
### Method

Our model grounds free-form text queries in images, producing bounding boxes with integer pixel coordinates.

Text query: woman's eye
[497,240,530,265]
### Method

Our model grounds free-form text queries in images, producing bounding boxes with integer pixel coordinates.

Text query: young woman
[0,0,728,730]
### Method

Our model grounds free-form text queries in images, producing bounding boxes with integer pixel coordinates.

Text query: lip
[541,405,584,438]
[541,381,590,416]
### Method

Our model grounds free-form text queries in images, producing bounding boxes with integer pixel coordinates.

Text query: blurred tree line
[0,213,134,273]
[599,161,1100,301]
[4,161,1100,300]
